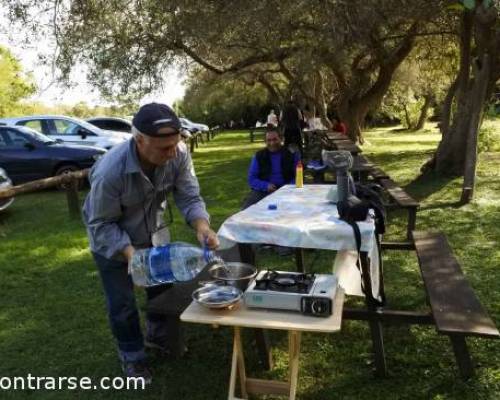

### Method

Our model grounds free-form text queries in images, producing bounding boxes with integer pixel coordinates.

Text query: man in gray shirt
[83,103,218,383]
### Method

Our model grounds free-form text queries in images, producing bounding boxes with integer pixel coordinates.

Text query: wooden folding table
[181,288,344,400]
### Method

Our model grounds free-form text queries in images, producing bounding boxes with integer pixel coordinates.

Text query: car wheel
[55,165,82,191]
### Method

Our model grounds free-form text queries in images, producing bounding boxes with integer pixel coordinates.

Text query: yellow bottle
[296,160,304,188]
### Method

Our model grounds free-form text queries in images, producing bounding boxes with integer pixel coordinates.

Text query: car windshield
[17,126,57,144]
[68,117,104,133]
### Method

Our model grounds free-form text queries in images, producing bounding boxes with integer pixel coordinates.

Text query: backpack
[353,183,386,235]
[337,183,387,307]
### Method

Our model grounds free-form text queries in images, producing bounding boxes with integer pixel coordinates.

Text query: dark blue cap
[132,103,181,137]
[268,204,277,210]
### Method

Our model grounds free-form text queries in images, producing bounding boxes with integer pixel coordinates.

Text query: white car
[0,115,130,150]
[0,167,14,211]
[180,117,209,132]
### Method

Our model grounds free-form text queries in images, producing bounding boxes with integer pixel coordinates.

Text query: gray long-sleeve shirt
[82,139,209,260]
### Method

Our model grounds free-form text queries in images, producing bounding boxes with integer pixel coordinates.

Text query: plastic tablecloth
[217,184,381,301]
[218,185,375,252]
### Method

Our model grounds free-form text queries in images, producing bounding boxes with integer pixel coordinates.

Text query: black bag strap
[347,221,386,307]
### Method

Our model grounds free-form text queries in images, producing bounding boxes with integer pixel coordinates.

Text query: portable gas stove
[244,270,338,317]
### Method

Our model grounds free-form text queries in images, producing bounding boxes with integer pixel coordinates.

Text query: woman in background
[280,100,304,156]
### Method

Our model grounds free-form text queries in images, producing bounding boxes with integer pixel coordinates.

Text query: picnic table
[217,184,386,373]
[215,183,499,379]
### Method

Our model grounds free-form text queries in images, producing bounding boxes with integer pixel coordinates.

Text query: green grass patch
[0,127,499,399]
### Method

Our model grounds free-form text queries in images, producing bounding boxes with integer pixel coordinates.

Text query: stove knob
[311,300,325,315]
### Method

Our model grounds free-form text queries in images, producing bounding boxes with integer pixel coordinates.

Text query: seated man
[243,129,300,209]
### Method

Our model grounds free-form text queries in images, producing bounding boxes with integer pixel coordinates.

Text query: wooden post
[407,207,417,241]
[238,243,272,370]
[65,178,80,219]
[0,169,89,200]
[449,335,474,380]
[359,251,387,377]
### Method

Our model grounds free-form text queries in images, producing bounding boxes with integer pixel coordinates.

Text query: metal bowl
[208,262,258,291]
[192,284,243,309]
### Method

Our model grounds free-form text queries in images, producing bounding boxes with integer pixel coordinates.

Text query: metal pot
[208,262,258,291]
[192,284,242,310]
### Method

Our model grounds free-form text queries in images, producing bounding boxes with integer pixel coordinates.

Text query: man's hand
[192,219,220,249]
[122,245,135,262]
[267,183,277,193]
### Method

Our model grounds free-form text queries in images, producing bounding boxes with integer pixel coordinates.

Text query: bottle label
[149,246,176,283]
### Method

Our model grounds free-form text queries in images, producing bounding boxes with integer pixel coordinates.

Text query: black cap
[132,103,181,137]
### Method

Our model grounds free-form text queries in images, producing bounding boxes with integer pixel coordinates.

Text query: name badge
[152,226,170,247]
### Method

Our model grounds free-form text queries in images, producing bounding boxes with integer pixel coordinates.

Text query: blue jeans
[92,252,177,363]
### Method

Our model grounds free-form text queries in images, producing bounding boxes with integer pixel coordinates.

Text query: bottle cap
[268,204,277,210]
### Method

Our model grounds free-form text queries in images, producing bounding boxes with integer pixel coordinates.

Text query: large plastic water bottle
[129,242,214,287]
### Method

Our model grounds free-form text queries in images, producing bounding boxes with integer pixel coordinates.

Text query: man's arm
[171,147,218,247]
[84,176,132,261]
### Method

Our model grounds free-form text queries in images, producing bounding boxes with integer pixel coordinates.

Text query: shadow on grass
[403,171,456,204]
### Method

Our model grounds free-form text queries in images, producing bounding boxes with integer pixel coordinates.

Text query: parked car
[87,116,194,139]
[0,115,130,149]
[0,167,14,211]
[0,125,106,185]
[179,117,209,133]
[86,116,132,133]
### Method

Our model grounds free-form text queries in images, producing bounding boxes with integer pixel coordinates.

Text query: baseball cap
[132,103,182,137]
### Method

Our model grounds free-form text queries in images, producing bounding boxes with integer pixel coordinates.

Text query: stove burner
[254,270,316,294]
[276,277,296,286]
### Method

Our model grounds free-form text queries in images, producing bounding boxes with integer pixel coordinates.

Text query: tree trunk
[315,70,333,129]
[460,55,490,204]
[439,78,459,138]
[336,24,418,143]
[419,80,458,174]
[425,3,498,204]
[337,95,368,143]
[403,104,412,129]
[413,94,433,131]
[434,11,474,175]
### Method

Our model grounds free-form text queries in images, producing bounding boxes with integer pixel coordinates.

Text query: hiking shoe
[121,360,152,385]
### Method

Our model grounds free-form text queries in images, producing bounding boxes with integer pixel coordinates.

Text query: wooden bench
[412,231,500,379]
[379,178,419,240]
[369,166,390,181]
[351,154,374,183]
[249,126,267,142]
[333,139,362,155]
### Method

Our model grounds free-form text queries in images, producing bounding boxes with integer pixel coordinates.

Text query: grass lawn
[0,122,499,399]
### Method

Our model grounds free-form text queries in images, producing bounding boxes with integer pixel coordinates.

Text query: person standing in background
[266,109,279,128]
[280,100,304,156]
